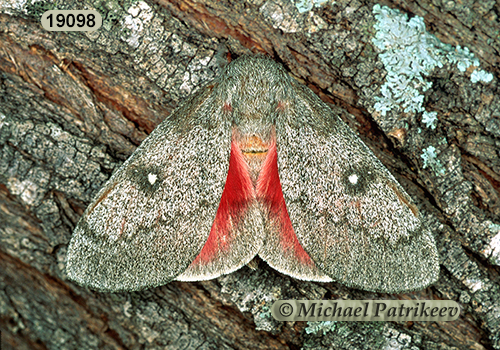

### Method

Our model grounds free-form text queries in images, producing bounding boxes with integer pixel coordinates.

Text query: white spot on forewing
[148,173,157,185]
[348,174,358,184]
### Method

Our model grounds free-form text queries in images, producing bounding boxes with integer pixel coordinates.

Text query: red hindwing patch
[191,141,254,265]
[257,143,314,266]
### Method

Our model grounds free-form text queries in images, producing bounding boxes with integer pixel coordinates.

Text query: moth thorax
[235,132,274,184]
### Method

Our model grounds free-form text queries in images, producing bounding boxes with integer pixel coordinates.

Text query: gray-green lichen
[305,321,336,335]
[371,4,494,134]
[420,145,446,175]
[0,0,58,17]
[421,111,438,130]
[302,322,397,350]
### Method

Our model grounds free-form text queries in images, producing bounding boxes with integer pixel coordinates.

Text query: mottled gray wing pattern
[275,81,439,293]
[66,86,232,292]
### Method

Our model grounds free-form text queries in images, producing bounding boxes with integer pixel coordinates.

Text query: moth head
[219,55,291,124]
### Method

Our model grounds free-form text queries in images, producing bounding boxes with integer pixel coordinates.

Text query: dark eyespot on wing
[126,164,163,194]
[340,164,377,197]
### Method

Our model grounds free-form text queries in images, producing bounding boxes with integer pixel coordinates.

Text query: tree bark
[0,0,499,349]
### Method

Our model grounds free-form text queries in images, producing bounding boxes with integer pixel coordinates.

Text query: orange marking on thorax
[240,135,270,156]
[238,135,272,180]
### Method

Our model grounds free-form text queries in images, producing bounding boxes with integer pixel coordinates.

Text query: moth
[66,55,439,293]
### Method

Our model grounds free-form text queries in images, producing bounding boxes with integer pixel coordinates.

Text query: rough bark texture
[0,0,499,349]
